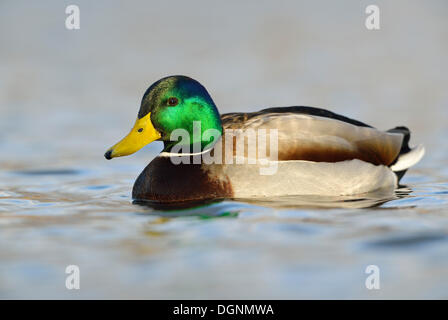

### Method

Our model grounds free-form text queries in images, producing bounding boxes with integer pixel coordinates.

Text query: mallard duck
[105,75,424,204]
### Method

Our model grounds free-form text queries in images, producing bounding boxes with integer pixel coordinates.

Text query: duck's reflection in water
[133,198,241,218]
[133,185,413,216]
[240,186,413,210]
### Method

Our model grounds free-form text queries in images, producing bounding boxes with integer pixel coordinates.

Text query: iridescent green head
[105,75,222,159]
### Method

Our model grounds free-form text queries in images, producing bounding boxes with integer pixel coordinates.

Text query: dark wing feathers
[221,106,372,128]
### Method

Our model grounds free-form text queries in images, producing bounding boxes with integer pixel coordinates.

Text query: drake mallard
[105,75,424,204]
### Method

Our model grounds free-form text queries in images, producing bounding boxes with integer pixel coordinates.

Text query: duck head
[104,75,222,159]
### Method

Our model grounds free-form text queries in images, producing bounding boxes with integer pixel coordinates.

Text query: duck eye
[167,97,178,106]
[138,128,143,133]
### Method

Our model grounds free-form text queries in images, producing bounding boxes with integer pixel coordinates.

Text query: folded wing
[220,107,404,166]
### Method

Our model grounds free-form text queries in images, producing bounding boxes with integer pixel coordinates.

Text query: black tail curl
[387,126,411,182]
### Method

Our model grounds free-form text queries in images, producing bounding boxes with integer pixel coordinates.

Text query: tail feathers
[387,126,424,182]
[390,144,425,172]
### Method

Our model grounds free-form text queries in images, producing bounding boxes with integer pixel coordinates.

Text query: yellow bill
[104,112,161,159]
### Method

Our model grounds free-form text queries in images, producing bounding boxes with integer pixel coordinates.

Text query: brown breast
[132,155,233,203]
